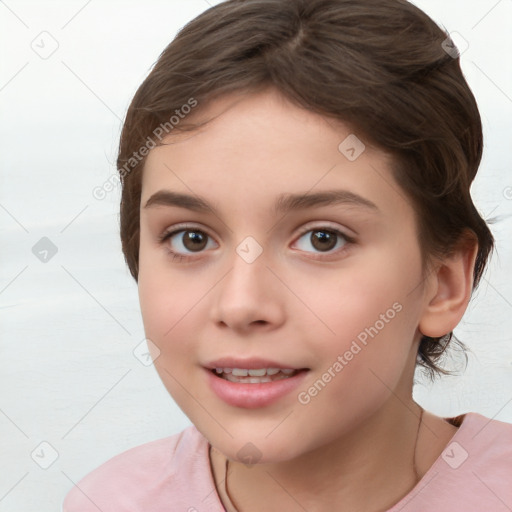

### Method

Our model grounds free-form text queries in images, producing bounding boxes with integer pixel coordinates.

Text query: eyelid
[159,221,353,242]
[158,222,216,242]
[293,221,355,240]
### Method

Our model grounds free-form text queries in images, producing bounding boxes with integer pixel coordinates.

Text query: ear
[419,233,479,338]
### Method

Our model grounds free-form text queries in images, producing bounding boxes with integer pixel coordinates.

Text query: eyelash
[157,224,356,263]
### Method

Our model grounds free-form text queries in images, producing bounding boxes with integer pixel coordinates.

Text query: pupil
[311,230,336,251]
[184,231,207,251]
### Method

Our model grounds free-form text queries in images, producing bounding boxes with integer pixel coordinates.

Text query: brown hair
[116,0,494,379]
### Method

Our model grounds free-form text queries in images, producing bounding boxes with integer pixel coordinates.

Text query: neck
[218,400,426,512]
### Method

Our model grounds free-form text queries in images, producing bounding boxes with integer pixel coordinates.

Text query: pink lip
[204,357,305,370]
[205,367,309,409]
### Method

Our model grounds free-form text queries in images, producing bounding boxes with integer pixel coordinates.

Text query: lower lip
[205,368,309,409]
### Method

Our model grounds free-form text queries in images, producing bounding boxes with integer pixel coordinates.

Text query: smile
[212,367,299,383]
[206,366,310,408]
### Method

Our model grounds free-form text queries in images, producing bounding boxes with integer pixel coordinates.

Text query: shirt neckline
[385,412,472,511]
[204,412,472,511]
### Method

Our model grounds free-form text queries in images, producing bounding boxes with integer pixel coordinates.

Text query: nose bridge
[211,237,284,329]
[221,240,270,304]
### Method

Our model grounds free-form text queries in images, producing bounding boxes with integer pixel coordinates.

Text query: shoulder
[389,412,512,512]
[454,412,512,466]
[62,425,222,512]
[436,413,512,493]
[443,413,512,507]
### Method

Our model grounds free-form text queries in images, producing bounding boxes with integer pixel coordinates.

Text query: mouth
[205,364,310,408]
[210,367,306,384]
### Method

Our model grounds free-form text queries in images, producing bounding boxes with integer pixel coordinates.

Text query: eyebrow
[143,189,379,214]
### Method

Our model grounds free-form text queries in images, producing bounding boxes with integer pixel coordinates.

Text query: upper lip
[204,357,308,370]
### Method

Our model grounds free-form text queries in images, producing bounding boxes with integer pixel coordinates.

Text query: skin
[138,88,477,512]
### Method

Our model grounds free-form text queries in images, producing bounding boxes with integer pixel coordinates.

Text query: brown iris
[182,230,208,252]
[310,230,338,252]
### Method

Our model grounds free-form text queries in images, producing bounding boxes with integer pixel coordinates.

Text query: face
[138,89,430,463]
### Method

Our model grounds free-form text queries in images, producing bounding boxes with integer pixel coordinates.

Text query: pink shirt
[62,412,512,511]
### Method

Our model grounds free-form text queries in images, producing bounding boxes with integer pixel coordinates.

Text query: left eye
[293,228,349,253]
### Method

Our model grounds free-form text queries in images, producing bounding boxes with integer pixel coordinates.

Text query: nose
[210,247,286,334]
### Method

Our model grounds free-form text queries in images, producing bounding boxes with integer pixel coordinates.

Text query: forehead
[140,89,411,222]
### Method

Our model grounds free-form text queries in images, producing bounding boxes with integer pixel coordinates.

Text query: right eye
[159,226,218,261]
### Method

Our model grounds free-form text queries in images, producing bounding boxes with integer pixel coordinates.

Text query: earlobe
[419,235,478,338]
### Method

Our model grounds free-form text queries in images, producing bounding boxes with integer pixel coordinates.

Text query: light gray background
[1,1,511,510]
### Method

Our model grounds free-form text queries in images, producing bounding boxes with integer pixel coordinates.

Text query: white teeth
[212,366,301,385]
[215,367,297,376]
[249,377,271,383]
[248,368,267,377]
[216,367,300,384]
[215,367,233,374]
[225,373,286,383]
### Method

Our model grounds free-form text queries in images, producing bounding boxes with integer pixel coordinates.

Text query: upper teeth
[215,368,295,376]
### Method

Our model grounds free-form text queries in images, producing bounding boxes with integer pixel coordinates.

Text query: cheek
[137,251,214,369]
[138,274,195,352]
[295,253,421,382]
[137,269,203,408]
[292,282,417,441]
[137,252,188,373]
[138,237,189,340]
